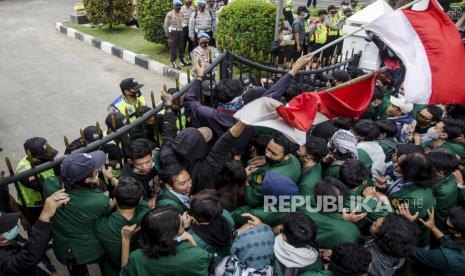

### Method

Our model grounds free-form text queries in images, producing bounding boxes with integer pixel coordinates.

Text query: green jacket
[357,149,374,175]
[299,208,360,249]
[346,183,391,227]
[423,141,465,167]
[388,185,435,246]
[373,95,390,120]
[298,163,322,198]
[433,176,458,233]
[231,205,289,227]
[377,137,397,163]
[411,235,465,276]
[323,162,341,178]
[95,202,151,276]
[156,188,189,214]
[246,156,301,208]
[120,242,211,276]
[43,176,111,264]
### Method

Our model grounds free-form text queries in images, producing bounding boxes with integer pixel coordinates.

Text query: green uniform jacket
[95,202,151,276]
[377,137,397,163]
[323,163,341,178]
[388,185,435,247]
[411,235,465,275]
[246,156,301,208]
[373,95,390,120]
[433,176,458,233]
[423,141,465,167]
[156,188,189,214]
[43,177,111,264]
[298,163,323,198]
[231,205,289,227]
[120,242,211,276]
[298,208,360,249]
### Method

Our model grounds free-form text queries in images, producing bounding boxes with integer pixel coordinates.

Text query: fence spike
[137,101,143,116]
[283,57,288,68]
[124,107,130,124]
[163,84,168,93]
[96,121,103,138]
[345,50,349,60]
[64,136,70,150]
[259,50,263,62]
[187,68,191,83]
[26,149,33,164]
[5,157,14,175]
[176,75,180,91]
[208,48,213,64]
[111,113,117,130]
[150,91,156,108]
[45,144,53,158]
[80,128,86,146]
[351,48,355,58]
[268,53,272,64]
[221,37,225,52]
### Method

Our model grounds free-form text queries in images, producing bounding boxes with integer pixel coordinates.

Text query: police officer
[164,0,191,69]
[350,0,362,12]
[15,137,59,225]
[323,5,344,58]
[181,0,194,57]
[189,0,216,47]
[108,78,146,123]
[191,32,219,66]
[283,0,294,26]
[308,10,328,52]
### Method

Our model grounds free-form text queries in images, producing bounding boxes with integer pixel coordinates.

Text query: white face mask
[427,127,441,140]
[282,34,293,41]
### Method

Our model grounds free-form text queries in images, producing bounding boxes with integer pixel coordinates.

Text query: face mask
[265,156,281,166]
[282,34,293,41]
[199,6,205,11]
[128,90,141,98]
[175,6,181,11]
[2,224,19,242]
[186,2,192,6]
[200,42,208,48]
[427,127,441,140]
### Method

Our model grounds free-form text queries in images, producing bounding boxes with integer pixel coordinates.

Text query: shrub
[216,0,276,63]
[83,0,134,30]
[137,0,172,44]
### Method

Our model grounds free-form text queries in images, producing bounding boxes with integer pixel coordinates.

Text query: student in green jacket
[375,119,398,163]
[95,177,151,276]
[428,151,459,232]
[299,177,360,249]
[324,129,359,178]
[245,131,301,208]
[156,164,192,213]
[410,207,465,275]
[121,206,211,276]
[296,135,328,198]
[371,85,390,121]
[43,150,112,276]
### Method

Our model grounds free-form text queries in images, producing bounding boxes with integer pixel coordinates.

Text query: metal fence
[0,48,360,188]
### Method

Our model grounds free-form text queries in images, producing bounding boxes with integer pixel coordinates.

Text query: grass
[63,20,190,72]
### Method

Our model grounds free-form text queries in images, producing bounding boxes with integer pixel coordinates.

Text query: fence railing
[0,49,360,187]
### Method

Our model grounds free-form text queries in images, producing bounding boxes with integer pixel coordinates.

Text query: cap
[61,150,106,184]
[0,211,20,233]
[324,70,351,83]
[341,0,350,5]
[197,32,210,40]
[173,0,182,5]
[297,6,309,13]
[197,127,213,142]
[390,95,413,114]
[262,172,299,197]
[343,7,353,15]
[24,137,58,161]
[327,5,337,10]
[105,112,127,130]
[119,78,144,93]
[83,126,101,143]
[198,0,206,5]
[318,9,328,16]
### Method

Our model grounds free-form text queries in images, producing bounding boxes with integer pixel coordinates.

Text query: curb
[56,22,188,85]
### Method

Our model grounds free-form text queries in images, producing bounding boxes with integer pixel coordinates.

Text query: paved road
[0,0,173,165]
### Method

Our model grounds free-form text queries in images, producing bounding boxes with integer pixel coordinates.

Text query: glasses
[416,113,432,121]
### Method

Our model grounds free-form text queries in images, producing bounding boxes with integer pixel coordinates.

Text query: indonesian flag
[365,0,465,104]
[234,74,377,145]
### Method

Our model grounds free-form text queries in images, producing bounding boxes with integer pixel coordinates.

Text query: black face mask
[175,6,181,11]
[200,42,208,48]
[265,156,281,166]
[128,90,141,98]
[199,6,205,11]
[186,2,192,6]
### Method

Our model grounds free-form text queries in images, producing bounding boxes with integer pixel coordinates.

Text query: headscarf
[274,234,318,269]
[328,129,358,159]
[218,95,244,112]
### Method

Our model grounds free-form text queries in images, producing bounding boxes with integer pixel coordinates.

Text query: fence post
[220,51,232,80]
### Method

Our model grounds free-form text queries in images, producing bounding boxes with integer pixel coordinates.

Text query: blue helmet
[197,32,210,40]
[198,0,206,5]
[173,0,182,6]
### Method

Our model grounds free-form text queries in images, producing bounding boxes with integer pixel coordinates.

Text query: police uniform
[189,0,216,46]
[164,0,189,69]
[181,1,194,55]
[308,19,327,52]
[108,78,147,123]
[190,32,219,66]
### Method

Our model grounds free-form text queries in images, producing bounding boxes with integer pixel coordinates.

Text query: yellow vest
[157,108,188,144]
[327,16,340,36]
[312,22,327,44]
[110,95,147,123]
[16,156,55,207]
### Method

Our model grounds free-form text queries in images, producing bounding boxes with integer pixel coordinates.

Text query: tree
[137,0,172,44]
[83,0,134,30]
[216,0,276,62]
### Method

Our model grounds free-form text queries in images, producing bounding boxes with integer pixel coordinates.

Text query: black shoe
[180,58,192,67]
[171,62,180,70]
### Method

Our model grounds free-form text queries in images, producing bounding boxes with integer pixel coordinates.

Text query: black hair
[328,243,372,276]
[339,160,369,189]
[447,104,465,121]
[140,206,180,259]
[353,119,379,141]
[114,176,144,209]
[129,139,152,160]
[279,26,290,33]
[283,82,302,102]
[215,160,246,190]
[428,150,460,177]
[332,117,353,130]
[311,121,337,142]
[375,214,418,257]
[189,189,223,223]
[449,206,465,238]
[350,68,365,79]
[314,177,351,206]
[251,134,273,157]
[372,85,384,101]
[359,105,375,120]
[159,164,187,187]
[282,212,318,248]
[305,135,329,162]
[375,119,398,138]
[271,131,299,156]
[443,118,463,141]
[396,144,424,157]
[399,153,435,188]
[425,105,443,122]
[214,79,244,103]
[167,88,177,95]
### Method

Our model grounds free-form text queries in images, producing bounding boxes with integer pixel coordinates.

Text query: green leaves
[137,0,172,44]
[83,0,133,29]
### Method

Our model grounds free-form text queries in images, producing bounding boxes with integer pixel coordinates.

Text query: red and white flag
[366,0,465,104]
[234,74,377,145]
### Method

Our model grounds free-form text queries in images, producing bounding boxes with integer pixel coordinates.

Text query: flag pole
[309,0,425,57]
[323,66,388,93]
